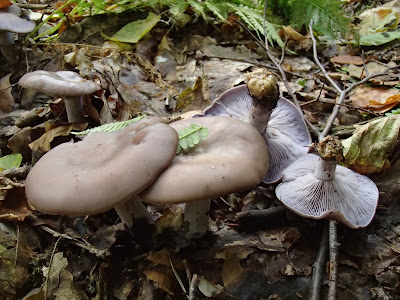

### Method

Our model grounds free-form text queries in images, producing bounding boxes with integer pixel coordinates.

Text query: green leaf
[109,13,161,44]
[359,31,400,46]
[72,116,145,135]
[176,124,209,154]
[0,154,23,171]
[342,115,400,174]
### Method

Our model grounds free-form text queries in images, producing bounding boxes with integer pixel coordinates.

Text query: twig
[44,236,62,299]
[308,21,399,142]
[40,225,110,258]
[328,220,338,300]
[188,274,199,300]
[309,224,328,300]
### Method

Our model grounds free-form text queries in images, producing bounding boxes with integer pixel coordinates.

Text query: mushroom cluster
[26,115,269,235]
[19,70,101,123]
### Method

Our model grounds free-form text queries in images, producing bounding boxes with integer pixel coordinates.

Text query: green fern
[270,0,349,38]
[71,116,145,135]
[176,124,209,154]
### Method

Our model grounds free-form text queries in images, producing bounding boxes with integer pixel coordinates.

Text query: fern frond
[290,0,349,38]
[225,3,284,46]
[187,0,207,20]
[72,116,145,135]
[204,2,228,21]
[176,124,209,154]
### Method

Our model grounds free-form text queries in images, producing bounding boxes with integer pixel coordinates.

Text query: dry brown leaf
[349,85,400,112]
[281,25,308,41]
[258,227,301,252]
[146,249,185,270]
[0,74,14,114]
[0,186,32,221]
[347,62,388,79]
[330,55,364,65]
[143,266,176,295]
[29,123,87,153]
[215,246,253,291]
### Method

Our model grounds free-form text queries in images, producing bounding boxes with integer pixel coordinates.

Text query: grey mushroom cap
[0,7,36,33]
[19,70,101,97]
[193,84,311,184]
[262,98,311,184]
[139,116,269,204]
[25,117,179,215]
[275,154,379,228]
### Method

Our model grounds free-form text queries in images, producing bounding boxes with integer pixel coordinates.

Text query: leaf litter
[0,0,400,299]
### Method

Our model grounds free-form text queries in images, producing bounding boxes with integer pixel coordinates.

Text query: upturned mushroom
[194,69,311,184]
[275,136,379,228]
[25,117,179,227]
[138,116,269,236]
[19,70,101,123]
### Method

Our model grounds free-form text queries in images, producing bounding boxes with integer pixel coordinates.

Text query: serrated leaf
[342,115,400,174]
[0,154,23,171]
[72,116,145,135]
[176,124,209,154]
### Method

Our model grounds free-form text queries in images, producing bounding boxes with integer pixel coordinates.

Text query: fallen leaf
[198,276,224,297]
[258,227,301,252]
[143,266,176,295]
[29,123,87,153]
[146,249,184,270]
[0,74,14,114]
[215,246,253,291]
[342,115,400,174]
[349,85,400,113]
[0,186,32,221]
[109,13,161,44]
[330,55,364,65]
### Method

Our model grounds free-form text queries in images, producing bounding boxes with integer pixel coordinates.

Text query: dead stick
[309,224,328,300]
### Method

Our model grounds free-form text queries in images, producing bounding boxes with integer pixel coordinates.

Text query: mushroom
[275,136,378,228]
[19,70,101,123]
[25,117,179,227]
[0,5,35,48]
[194,70,311,184]
[138,116,269,236]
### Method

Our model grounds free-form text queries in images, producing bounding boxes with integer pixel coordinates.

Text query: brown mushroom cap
[139,116,269,204]
[25,117,179,215]
[19,70,101,97]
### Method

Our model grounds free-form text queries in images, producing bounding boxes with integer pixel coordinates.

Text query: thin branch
[328,220,338,300]
[309,224,328,300]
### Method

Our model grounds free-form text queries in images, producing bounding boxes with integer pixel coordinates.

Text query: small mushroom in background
[19,70,101,123]
[275,136,379,228]
[138,116,269,237]
[193,68,311,184]
[0,4,35,58]
[25,117,179,228]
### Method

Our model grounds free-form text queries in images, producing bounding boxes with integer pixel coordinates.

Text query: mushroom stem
[114,196,155,228]
[63,95,85,123]
[250,102,274,134]
[183,199,211,237]
[313,158,337,181]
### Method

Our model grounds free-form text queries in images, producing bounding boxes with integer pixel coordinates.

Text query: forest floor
[1,1,400,300]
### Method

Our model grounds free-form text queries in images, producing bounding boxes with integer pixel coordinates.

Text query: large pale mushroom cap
[275,154,379,228]
[139,116,269,204]
[25,117,179,215]
[19,70,101,97]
